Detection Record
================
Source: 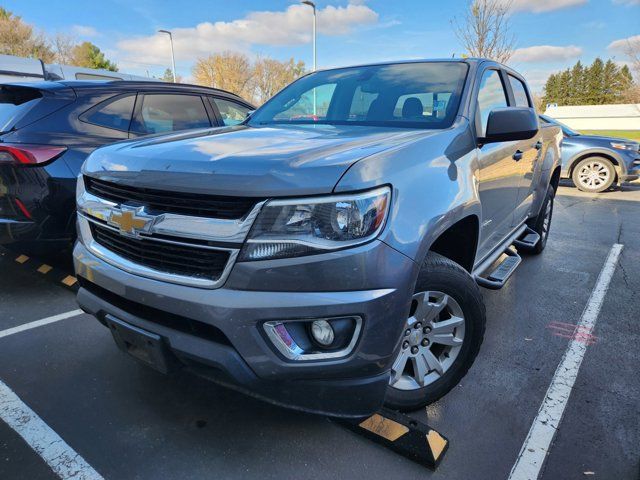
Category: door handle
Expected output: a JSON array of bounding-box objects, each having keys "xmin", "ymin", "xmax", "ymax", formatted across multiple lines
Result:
[
  {"xmin": 534, "ymin": 141, "xmax": 543, "ymax": 150},
  {"xmin": 513, "ymin": 150, "xmax": 523, "ymax": 161}
]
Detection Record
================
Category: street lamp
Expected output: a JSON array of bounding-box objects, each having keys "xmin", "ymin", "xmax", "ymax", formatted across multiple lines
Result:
[
  {"xmin": 158, "ymin": 29, "xmax": 176, "ymax": 83},
  {"xmin": 301, "ymin": 1, "xmax": 317, "ymax": 116},
  {"xmin": 301, "ymin": 1, "xmax": 316, "ymax": 72}
]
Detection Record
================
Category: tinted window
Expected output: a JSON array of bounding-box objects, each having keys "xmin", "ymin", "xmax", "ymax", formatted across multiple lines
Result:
[
  {"xmin": 508, "ymin": 75, "xmax": 530, "ymax": 107},
  {"xmin": 477, "ymin": 70, "xmax": 508, "ymax": 136},
  {"xmin": 249, "ymin": 62, "xmax": 468, "ymax": 129},
  {"xmin": 214, "ymin": 98, "xmax": 251, "ymax": 126},
  {"xmin": 0, "ymin": 86, "xmax": 42, "ymax": 132},
  {"xmin": 133, "ymin": 94, "xmax": 210, "ymax": 134},
  {"xmin": 82, "ymin": 95, "xmax": 135, "ymax": 131}
]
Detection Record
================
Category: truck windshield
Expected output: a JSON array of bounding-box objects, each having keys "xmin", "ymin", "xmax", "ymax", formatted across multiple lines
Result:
[{"xmin": 249, "ymin": 62, "xmax": 468, "ymax": 129}]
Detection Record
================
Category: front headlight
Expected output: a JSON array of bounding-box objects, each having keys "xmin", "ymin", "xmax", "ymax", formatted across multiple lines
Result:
[
  {"xmin": 610, "ymin": 141, "xmax": 639, "ymax": 151},
  {"xmin": 239, "ymin": 186, "xmax": 391, "ymax": 261}
]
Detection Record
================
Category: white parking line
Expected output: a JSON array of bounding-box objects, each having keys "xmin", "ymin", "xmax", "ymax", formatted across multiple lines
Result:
[
  {"xmin": 0, "ymin": 379, "xmax": 104, "ymax": 479},
  {"xmin": 508, "ymin": 243, "xmax": 624, "ymax": 480},
  {"xmin": 0, "ymin": 310, "xmax": 84, "ymax": 340}
]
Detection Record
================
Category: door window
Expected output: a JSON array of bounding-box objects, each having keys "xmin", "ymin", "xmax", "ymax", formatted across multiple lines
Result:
[
  {"xmin": 81, "ymin": 94, "xmax": 136, "ymax": 131},
  {"xmin": 508, "ymin": 75, "xmax": 531, "ymax": 107},
  {"xmin": 214, "ymin": 98, "xmax": 251, "ymax": 126},
  {"xmin": 477, "ymin": 70, "xmax": 508, "ymax": 136},
  {"xmin": 132, "ymin": 94, "xmax": 211, "ymax": 134}
]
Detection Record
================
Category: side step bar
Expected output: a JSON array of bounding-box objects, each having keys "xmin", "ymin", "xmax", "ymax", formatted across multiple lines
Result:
[
  {"xmin": 513, "ymin": 226, "xmax": 541, "ymax": 251},
  {"xmin": 475, "ymin": 247, "xmax": 522, "ymax": 290},
  {"xmin": 473, "ymin": 223, "xmax": 530, "ymax": 290}
]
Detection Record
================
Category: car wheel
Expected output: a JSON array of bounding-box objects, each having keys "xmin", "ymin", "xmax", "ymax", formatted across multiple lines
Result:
[
  {"xmin": 522, "ymin": 187, "xmax": 554, "ymax": 255},
  {"xmin": 385, "ymin": 252, "xmax": 486, "ymax": 411},
  {"xmin": 572, "ymin": 157, "xmax": 615, "ymax": 193}
]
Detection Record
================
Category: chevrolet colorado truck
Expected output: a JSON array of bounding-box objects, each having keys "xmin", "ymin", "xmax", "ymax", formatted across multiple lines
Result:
[{"xmin": 74, "ymin": 59, "xmax": 562, "ymax": 417}]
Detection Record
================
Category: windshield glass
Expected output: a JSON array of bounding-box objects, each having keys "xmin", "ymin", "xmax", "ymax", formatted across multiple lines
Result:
[
  {"xmin": 540, "ymin": 114, "xmax": 579, "ymax": 136},
  {"xmin": 249, "ymin": 62, "xmax": 469, "ymax": 129}
]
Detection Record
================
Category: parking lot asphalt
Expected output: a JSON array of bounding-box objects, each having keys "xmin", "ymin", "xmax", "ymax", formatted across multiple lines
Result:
[{"xmin": 0, "ymin": 184, "xmax": 638, "ymax": 480}]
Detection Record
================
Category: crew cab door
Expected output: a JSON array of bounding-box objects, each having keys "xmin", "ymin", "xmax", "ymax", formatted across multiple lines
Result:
[
  {"xmin": 474, "ymin": 68, "xmax": 522, "ymax": 261},
  {"xmin": 505, "ymin": 74, "xmax": 541, "ymax": 227}
]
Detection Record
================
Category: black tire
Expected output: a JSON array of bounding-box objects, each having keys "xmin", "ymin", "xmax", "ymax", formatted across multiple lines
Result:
[
  {"xmin": 385, "ymin": 252, "xmax": 486, "ymax": 411},
  {"xmin": 522, "ymin": 187, "xmax": 554, "ymax": 255},
  {"xmin": 571, "ymin": 157, "xmax": 615, "ymax": 193}
]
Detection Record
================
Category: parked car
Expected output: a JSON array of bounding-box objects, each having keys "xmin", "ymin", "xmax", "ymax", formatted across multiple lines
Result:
[
  {"xmin": 0, "ymin": 53, "xmax": 157, "ymax": 83},
  {"xmin": 74, "ymin": 59, "xmax": 561, "ymax": 417},
  {"xmin": 0, "ymin": 80, "xmax": 254, "ymax": 255},
  {"xmin": 540, "ymin": 114, "xmax": 640, "ymax": 193}
]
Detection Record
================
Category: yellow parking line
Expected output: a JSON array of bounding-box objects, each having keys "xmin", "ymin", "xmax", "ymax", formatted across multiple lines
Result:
[
  {"xmin": 15, "ymin": 254, "xmax": 29, "ymax": 264},
  {"xmin": 61, "ymin": 275, "xmax": 78, "ymax": 287},
  {"xmin": 37, "ymin": 264, "xmax": 53, "ymax": 274}
]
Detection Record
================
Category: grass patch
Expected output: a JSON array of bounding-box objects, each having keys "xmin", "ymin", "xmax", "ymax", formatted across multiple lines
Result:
[{"xmin": 579, "ymin": 130, "xmax": 640, "ymax": 141}]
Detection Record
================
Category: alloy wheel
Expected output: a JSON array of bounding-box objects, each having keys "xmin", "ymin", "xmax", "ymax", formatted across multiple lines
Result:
[{"xmin": 389, "ymin": 291, "xmax": 465, "ymax": 391}]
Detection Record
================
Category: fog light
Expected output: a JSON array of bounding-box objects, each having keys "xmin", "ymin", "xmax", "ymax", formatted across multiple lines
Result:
[{"xmin": 311, "ymin": 319, "xmax": 335, "ymax": 346}]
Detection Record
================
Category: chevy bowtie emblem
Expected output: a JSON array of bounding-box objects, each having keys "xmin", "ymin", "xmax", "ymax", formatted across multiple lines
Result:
[{"xmin": 108, "ymin": 206, "xmax": 153, "ymax": 237}]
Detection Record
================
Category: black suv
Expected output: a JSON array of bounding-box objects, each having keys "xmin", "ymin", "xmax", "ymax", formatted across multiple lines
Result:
[{"xmin": 0, "ymin": 80, "xmax": 254, "ymax": 255}]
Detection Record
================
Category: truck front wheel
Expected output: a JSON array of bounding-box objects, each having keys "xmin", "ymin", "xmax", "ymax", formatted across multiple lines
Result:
[{"xmin": 385, "ymin": 252, "xmax": 486, "ymax": 411}]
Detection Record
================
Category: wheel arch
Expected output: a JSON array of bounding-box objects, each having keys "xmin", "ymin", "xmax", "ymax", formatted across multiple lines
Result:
[
  {"xmin": 426, "ymin": 214, "xmax": 479, "ymax": 273},
  {"xmin": 568, "ymin": 151, "xmax": 621, "ymax": 181}
]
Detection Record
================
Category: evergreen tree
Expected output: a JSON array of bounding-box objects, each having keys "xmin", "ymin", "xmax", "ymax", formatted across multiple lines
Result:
[
  {"xmin": 568, "ymin": 61, "xmax": 584, "ymax": 105},
  {"xmin": 71, "ymin": 42, "xmax": 118, "ymax": 72},
  {"xmin": 585, "ymin": 58, "xmax": 604, "ymax": 104},
  {"xmin": 542, "ymin": 58, "xmax": 637, "ymax": 106}
]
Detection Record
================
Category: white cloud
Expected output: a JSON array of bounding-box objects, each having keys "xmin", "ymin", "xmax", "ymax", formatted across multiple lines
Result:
[
  {"xmin": 511, "ymin": 45, "xmax": 583, "ymax": 63},
  {"xmin": 71, "ymin": 25, "xmax": 99, "ymax": 37},
  {"xmin": 116, "ymin": 3, "xmax": 378, "ymax": 66},
  {"xmin": 608, "ymin": 34, "xmax": 640, "ymax": 52},
  {"xmin": 506, "ymin": 0, "xmax": 587, "ymax": 13}
]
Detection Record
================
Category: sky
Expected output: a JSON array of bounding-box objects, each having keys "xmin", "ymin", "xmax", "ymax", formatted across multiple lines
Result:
[{"xmin": 5, "ymin": 0, "xmax": 639, "ymax": 92}]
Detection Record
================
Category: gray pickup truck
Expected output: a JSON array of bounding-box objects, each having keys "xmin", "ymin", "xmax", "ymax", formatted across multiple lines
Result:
[{"xmin": 74, "ymin": 59, "xmax": 562, "ymax": 417}]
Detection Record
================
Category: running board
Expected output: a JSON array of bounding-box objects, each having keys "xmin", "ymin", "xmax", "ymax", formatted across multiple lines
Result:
[
  {"xmin": 513, "ymin": 226, "xmax": 541, "ymax": 251},
  {"xmin": 475, "ymin": 247, "xmax": 522, "ymax": 290}
]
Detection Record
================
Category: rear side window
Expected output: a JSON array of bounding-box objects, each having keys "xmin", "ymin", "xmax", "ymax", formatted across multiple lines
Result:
[
  {"xmin": 214, "ymin": 98, "xmax": 251, "ymax": 126},
  {"xmin": 81, "ymin": 94, "xmax": 136, "ymax": 131},
  {"xmin": 477, "ymin": 70, "xmax": 508, "ymax": 136},
  {"xmin": 508, "ymin": 75, "xmax": 530, "ymax": 107},
  {"xmin": 0, "ymin": 86, "xmax": 43, "ymax": 132},
  {"xmin": 132, "ymin": 94, "xmax": 211, "ymax": 134}
]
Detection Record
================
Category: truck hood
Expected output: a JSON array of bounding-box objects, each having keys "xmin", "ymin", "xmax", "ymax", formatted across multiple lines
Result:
[{"xmin": 83, "ymin": 124, "xmax": 432, "ymax": 197}]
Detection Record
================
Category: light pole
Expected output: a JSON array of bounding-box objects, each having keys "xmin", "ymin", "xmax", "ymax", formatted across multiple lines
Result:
[
  {"xmin": 301, "ymin": 1, "xmax": 317, "ymax": 115},
  {"xmin": 158, "ymin": 29, "xmax": 176, "ymax": 83}
]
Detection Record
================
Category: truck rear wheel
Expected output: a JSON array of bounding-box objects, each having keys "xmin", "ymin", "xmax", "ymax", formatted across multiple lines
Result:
[{"xmin": 385, "ymin": 252, "xmax": 486, "ymax": 411}]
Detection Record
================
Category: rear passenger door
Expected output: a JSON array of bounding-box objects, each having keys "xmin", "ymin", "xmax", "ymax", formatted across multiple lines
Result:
[
  {"xmin": 505, "ymin": 74, "xmax": 541, "ymax": 227},
  {"xmin": 209, "ymin": 97, "xmax": 252, "ymax": 126},
  {"xmin": 474, "ymin": 68, "xmax": 523, "ymax": 261},
  {"xmin": 130, "ymin": 93, "xmax": 213, "ymax": 136}
]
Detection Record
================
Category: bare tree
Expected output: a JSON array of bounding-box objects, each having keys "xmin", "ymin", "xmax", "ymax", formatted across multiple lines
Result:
[
  {"xmin": 251, "ymin": 56, "xmax": 306, "ymax": 105},
  {"xmin": 192, "ymin": 52, "xmax": 253, "ymax": 99},
  {"xmin": 452, "ymin": 0, "xmax": 515, "ymax": 64},
  {"xmin": 0, "ymin": 7, "xmax": 55, "ymax": 62},
  {"xmin": 624, "ymin": 37, "xmax": 640, "ymax": 79},
  {"xmin": 52, "ymin": 33, "xmax": 76, "ymax": 65}
]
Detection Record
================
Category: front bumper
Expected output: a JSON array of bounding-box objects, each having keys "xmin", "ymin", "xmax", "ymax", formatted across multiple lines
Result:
[{"xmin": 74, "ymin": 239, "xmax": 418, "ymax": 417}]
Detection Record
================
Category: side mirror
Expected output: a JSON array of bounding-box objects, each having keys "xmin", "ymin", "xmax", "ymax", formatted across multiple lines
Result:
[{"xmin": 481, "ymin": 107, "xmax": 538, "ymax": 143}]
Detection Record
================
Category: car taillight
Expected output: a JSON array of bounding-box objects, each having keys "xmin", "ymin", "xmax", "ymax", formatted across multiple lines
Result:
[{"xmin": 0, "ymin": 144, "xmax": 67, "ymax": 166}]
